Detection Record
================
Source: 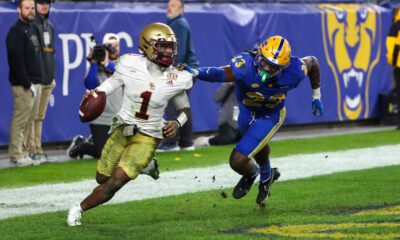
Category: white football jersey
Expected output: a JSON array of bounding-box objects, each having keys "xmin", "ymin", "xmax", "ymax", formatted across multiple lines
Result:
[{"xmin": 97, "ymin": 54, "xmax": 193, "ymax": 139}]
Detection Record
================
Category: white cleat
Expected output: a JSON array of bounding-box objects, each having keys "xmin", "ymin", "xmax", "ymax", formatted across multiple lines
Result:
[
  {"xmin": 140, "ymin": 158, "xmax": 160, "ymax": 180},
  {"xmin": 67, "ymin": 203, "xmax": 83, "ymax": 227}
]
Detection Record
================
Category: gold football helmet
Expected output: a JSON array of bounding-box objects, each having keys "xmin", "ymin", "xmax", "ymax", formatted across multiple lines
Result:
[
  {"xmin": 139, "ymin": 22, "xmax": 177, "ymax": 67},
  {"xmin": 255, "ymin": 36, "xmax": 291, "ymax": 82}
]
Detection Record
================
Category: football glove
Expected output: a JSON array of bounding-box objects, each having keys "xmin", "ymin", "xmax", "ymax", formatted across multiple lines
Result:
[
  {"xmin": 312, "ymin": 99, "xmax": 324, "ymax": 117},
  {"xmin": 177, "ymin": 64, "xmax": 199, "ymax": 77}
]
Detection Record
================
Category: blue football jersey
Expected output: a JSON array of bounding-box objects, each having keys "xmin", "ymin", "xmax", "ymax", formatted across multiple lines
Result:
[{"xmin": 230, "ymin": 52, "xmax": 307, "ymax": 116}]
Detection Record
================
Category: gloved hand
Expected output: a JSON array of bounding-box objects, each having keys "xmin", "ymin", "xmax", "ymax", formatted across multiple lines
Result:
[
  {"xmin": 312, "ymin": 99, "xmax": 324, "ymax": 117},
  {"xmin": 177, "ymin": 64, "xmax": 199, "ymax": 77}
]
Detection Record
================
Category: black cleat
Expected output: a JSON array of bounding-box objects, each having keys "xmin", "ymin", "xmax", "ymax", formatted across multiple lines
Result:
[
  {"xmin": 256, "ymin": 168, "xmax": 280, "ymax": 204},
  {"xmin": 67, "ymin": 135, "xmax": 85, "ymax": 159},
  {"xmin": 232, "ymin": 172, "xmax": 259, "ymax": 199}
]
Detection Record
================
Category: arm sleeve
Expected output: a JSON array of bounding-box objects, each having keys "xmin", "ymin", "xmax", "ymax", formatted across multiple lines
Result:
[
  {"xmin": 197, "ymin": 67, "xmax": 227, "ymax": 82},
  {"xmin": 84, "ymin": 63, "xmax": 99, "ymax": 90},
  {"xmin": 96, "ymin": 72, "xmax": 124, "ymax": 95},
  {"xmin": 105, "ymin": 61, "xmax": 116, "ymax": 73},
  {"xmin": 6, "ymin": 28, "xmax": 31, "ymax": 89}
]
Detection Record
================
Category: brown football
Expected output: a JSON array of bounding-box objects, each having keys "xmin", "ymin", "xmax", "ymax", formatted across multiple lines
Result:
[{"xmin": 79, "ymin": 91, "xmax": 106, "ymax": 122}]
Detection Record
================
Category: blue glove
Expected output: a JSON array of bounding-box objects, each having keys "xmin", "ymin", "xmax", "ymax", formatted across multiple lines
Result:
[
  {"xmin": 177, "ymin": 64, "xmax": 199, "ymax": 77},
  {"xmin": 312, "ymin": 99, "xmax": 324, "ymax": 117}
]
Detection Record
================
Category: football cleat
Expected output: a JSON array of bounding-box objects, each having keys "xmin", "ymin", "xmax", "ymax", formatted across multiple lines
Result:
[
  {"xmin": 232, "ymin": 172, "xmax": 259, "ymax": 199},
  {"xmin": 256, "ymin": 168, "xmax": 280, "ymax": 204},
  {"xmin": 140, "ymin": 158, "xmax": 160, "ymax": 180},
  {"xmin": 67, "ymin": 203, "xmax": 83, "ymax": 227}
]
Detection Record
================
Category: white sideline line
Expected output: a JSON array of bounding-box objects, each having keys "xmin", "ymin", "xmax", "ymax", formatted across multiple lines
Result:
[{"xmin": 0, "ymin": 144, "xmax": 400, "ymax": 220}]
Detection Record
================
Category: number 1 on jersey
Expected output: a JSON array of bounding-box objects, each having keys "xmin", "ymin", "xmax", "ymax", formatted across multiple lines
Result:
[{"xmin": 135, "ymin": 91, "xmax": 152, "ymax": 120}]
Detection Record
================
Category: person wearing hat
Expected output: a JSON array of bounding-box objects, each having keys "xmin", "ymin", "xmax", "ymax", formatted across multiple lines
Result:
[
  {"xmin": 67, "ymin": 33, "xmax": 123, "ymax": 160},
  {"xmin": 6, "ymin": 0, "xmax": 43, "ymax": 167},
  {"xmin": 27, "ymin": 0, "xmax": 56, "ymax": 163}
]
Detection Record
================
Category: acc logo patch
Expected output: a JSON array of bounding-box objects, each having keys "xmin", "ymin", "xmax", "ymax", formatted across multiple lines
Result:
[{"xmin": 319, "ymin": 4, "xmax": 381, "ymax": 120}]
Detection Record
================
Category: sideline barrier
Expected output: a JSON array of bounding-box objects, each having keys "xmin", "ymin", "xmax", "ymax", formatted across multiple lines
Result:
[{"xmin": 0, "ymin": 3, "xmax": 392, "ymax": 145}]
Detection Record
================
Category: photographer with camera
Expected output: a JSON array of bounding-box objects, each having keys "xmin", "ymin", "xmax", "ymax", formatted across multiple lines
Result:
[{"xmin": 67, "ymin": 33, "xmax": 122, "ymax": 159}]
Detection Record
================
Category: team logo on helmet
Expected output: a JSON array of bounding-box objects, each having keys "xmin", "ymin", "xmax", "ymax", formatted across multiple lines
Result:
[{"xmin": 319, "ymin": 4, "xmax": 380, "ymax": 120}]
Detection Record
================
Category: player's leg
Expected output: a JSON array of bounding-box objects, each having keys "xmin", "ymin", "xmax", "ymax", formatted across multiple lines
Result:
[
  {"xmin": 250, "ymin": 109, "xmax": 285, "ymax": 204},
  {"xmin": 67, "ymin": 167, "xmax": 131, "ymax": 227},
  {"xmin": 83, "ymin": 167, "xmax": 131, "ymax": 211},
  {"xmin": 230, "ymin": 150, "xmax": 259, "ymax": 199},
  {"xmin": 230, "ymin": 110, "xmax": 259, "ymax": 199},
  {"xmin": 232, "ymin": 108, "xmax": 285, "ymax": 201},
  {"xmin": 67, "ymin": 127, "xmax": 126, "ymax": 226},
  {"xmin": 119, "ymin": 131, "xmax": 160, "ymax": 181},
  {"xmin": 254, "ymin": 144, "xmax": 281, "ymax": 204},
  {"xmin": 95, "ymin": 126, "xmax": 126, "ymax": 184}
]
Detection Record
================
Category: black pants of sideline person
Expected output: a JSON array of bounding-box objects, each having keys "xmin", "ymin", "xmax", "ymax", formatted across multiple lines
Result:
[{"xmin": 79, "ymin": 124, "xmax": 110, "ymax": 159}]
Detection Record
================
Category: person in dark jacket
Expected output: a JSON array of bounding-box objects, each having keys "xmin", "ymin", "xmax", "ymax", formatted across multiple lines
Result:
[
  {"xmin": 6, "ymin": 0, "xmax": 43, "ymax": 166},
  {"xmin": 28, "ymin": 0, "xmax": 56, "ymax": 162},
  {"xmin": 386, "ymin": 7, "xmax": 400, "ymax": 129},
  {"xmin": 157, "ymin": 0, "xmax": 199, "ymax": 152}
]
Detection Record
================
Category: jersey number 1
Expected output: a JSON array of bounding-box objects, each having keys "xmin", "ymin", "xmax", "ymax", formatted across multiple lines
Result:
[{"xmin": 135, "ymin": 91, "xmax": 152, "ymax": 120}]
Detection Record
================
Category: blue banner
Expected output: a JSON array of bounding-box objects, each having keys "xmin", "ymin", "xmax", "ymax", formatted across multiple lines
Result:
[{"xmin": 0, "ymin": 3, "xmax": 392, "ymax": 145}]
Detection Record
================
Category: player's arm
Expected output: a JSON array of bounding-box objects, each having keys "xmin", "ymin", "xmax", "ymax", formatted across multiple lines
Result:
[
  {"xmin": 302, "ymin": 56, "xmax": 323, "ymax": 117},
  {"xmin": 95, "ymin": 72, "xmax": 123, "ymax": 95},
  {"xmin": 163, "ymin": 91, "xmax": 191, "ymax": 137},
  {"xmin": 181, "ymin": 65, "xmax": 236, "ymax": 83},
  {"xmin": 302, "ymin": 56, "xmax": 320, "ymax": 90}
]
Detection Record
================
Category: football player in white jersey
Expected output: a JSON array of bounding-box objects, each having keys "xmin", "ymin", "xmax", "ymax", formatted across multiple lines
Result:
[{"xmin": 67, "ymin": 22, "xmax": 193, "ymax": 227}]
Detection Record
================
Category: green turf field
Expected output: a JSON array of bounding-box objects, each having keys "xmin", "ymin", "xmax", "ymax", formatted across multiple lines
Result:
[{"xmin": 0, "ymin": 130, "xmax": 399, "ymax": 239}]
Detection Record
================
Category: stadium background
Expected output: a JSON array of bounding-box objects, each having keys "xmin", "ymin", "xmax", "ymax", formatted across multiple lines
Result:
[{"xmin": 0, "ymin": 0, "xmax": 394, "ymax": 146}]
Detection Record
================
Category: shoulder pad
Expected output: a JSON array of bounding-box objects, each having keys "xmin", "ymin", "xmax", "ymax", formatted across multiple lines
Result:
[
  {"xmin": 287, "ymin": 56, "xmax": 307, "ymax": 79},
  {"xmin": 115, "ymin": 54, "xmax": 146, "ymax": 76},
  {"xmin": 229, "ymin": 52, "xmax": 253, "ymax": 80},
  {"xmin": 169, "ymin": 67, "xmax": 193, "ymax": 90}
]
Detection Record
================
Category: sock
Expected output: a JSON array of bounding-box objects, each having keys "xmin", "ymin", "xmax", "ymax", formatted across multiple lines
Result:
[
  {"xmin": 260, "ymin": 162, "xmax": 271, "ymax": 183},
  {"xmin": 75, "ymin": 203, "xmax": 83, "ymax": 212},
  {"xmin": 249, "ymin": 164, "xmax": 259, "ymax": 178}
]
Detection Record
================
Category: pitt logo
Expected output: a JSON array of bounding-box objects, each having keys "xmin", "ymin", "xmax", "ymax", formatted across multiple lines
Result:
[{"xmin": 319, "ymin": 4, "xmax": 381, "ymax": 120}]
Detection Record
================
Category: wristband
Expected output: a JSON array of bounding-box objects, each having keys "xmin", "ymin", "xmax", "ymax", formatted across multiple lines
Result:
[
  {"xmin": 175, "ymin": 111, "xmax": 188, "ymax": 127},
  {"xmin": 174, "ymin": 120, "xmax": 181, "ymax": 128},
  {"xmin": 312, "ymin": 87, "xmax": 321, "ymax": 100}
]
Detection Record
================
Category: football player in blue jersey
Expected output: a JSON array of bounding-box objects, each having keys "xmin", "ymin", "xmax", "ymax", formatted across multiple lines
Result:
[{"xmin": 182, "ymin": 35, "xmax": 324, "ymax": 204}]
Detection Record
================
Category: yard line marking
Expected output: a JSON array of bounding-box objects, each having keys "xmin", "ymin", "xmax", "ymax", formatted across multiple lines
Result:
[{"xmin": 0, "ymin": 144, "xmax": 399, "ymax": 220}]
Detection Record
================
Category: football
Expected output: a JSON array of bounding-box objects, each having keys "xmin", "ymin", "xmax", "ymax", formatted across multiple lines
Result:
[{"xmin": 79, "ymin": 91, "xmax": 106, "ymax": 122}]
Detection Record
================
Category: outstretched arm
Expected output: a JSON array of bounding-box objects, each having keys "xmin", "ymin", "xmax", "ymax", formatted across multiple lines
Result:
[
  {"xmin": 181, "ymin": 65, "xmax": 236, "ymax": 83},
  {"xmin": 302, "ymin": 56, "xmax": 323, "ymax": 117}
]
